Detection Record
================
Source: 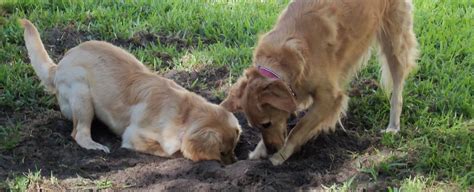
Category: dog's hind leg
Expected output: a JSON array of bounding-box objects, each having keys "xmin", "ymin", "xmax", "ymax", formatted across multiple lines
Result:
[
  {"xmin": 378, "ymin": 0, "xmax": 418, "ymax": 133},
  {"xmin": 68, "ymin": 84, "xmax": 110, "ymax": 153}
]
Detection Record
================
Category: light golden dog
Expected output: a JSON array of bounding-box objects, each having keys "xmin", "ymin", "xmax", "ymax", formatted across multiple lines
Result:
[
  {"xmin": 221, "ymin": 0, "xmax": 418, "ymax": 165},
  {"xmin": 21, "ymin": 19, "xmax": 241, "ymax": 164}
]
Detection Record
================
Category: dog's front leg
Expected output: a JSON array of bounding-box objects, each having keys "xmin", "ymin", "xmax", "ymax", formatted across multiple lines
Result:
[
  {"xmin": 269, "ymin": 89, "xmax": 347, "ymax": 165},
  {"xmin": 249, "ymin": 119, "xmax": 288, "ymax": 159},
  {"xmin": 248, "ymin": 139, "xmax": 267, "ymax": 159}
]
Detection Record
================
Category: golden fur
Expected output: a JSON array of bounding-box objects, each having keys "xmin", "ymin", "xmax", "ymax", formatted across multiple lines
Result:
[
  {"xmin": 221, "ymin": 0, "xmax": 418, "ymax": 165},
  {"xmin": 21, "ymin": 19, "xmax": 241, "ymax": 164}
]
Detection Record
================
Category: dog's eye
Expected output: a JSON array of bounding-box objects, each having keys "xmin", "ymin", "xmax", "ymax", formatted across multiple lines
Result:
[{"xmin": 261, "ymin": 122, "xmax": 272, "ymax": 129}]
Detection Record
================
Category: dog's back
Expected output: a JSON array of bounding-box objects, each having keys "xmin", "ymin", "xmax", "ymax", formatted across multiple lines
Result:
[{"xmin": 259, "ymin": 0, "xmax": 416, "ymax": 88}]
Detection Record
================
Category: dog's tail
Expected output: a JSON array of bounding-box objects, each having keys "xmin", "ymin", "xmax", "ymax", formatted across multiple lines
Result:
[{"xmin": 20, "ymin": 19, "xmax": 57, "ymax": 93}]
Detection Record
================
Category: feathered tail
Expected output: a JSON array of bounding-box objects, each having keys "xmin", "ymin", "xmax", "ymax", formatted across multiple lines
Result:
[{"xmin": 20, "ymin": 19, "xmax": 57, "ymax": 93}]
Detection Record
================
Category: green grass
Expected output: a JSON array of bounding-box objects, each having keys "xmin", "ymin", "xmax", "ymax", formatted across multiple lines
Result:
[
  {"xmin": 0, "ymin": 64, "xmax": 55, "ymax": 110},
  {"xmin": 0, "ymin": 122, "xmax": 22, "ymax": 150},
  {"xmin": 2, "ymin": 171, "xmax": 42, "ymax": 192},
  {"xmin": 0, "ymin": 0, "xmax": 472, "ymax": 190},
  {"xmin": 94, "ymin": 179, "xmax": 113, "ymax": 190}
]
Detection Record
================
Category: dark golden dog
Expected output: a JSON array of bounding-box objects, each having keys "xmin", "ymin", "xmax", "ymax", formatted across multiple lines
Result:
[{"xmin": 221, "ymin": 0, "xmax": 418, "ymax": 165}]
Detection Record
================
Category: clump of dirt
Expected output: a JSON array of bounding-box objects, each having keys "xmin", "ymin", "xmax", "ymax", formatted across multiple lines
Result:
[
  {"xmin": 151, "ymin": 51, "xmax": 174, "ymax": 69},
  {"xmin": 349, "ymin": 78, "xmax": 380, "ymax": 97},
  {"xmin": 0, "ymin": 67, "xmax": 375, "ymax": 191}
]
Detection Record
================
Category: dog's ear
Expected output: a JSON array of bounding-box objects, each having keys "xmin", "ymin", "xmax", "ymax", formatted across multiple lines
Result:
[
  {"xmin": 220, "ymin": 75, "xmax": 248, "ymax": 112},
  {"xmin": 181, "ymin": 128, "xmax": 221, "ymax": 162},
  {"xmin": 260, "ymin": 80, "xmax": 297, "ymax": 113}
]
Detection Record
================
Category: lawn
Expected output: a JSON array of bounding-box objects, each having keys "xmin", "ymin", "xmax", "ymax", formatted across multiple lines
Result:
[{"xmin": 0, "ymin": 0, "xmax": 472, "ymax": 191}]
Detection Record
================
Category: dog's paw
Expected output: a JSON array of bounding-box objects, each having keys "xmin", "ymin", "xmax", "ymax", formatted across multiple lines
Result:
[
  {"xmin": 98, "ymin": 145, "xmax": 111, "ymax": 153},
  {"xmin": 248, "ymin": 140, "xmax": 268, "ymax": 160},
  {"xmin": 269, "ymin": 152, "xmax": 286, "ymax": 166},
  {"xmin": 85, "ymin": 142, "xmax": 110, "ymax": 153},
  {"xmin": 248, "ymin": 148, "xmax": 267, "ymax": 160},
  {"xmin": 76, "ymin": 137, "xmax": 110, "ymax": 153},
  {"xmin": 381, "ymin": 126, "xmax": 400, "ymax": 134}
]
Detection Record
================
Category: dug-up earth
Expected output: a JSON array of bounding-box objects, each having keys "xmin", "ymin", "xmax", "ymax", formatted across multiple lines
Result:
[{"xmin": 0, "ymin": 25, "xmax": 389, "ymax": 191}]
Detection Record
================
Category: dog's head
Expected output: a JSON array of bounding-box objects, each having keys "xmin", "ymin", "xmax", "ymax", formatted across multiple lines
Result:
[
  {"xmin": 181, "ymin": 108, "xmax": 241, "ymax": 164},
  {"xmin": 220, "ymin": 69, "xmax": 296, "ymax": 152},
  {"xmin": 220, "ymin": 36, "xmax": 306, "ymax": 152}
]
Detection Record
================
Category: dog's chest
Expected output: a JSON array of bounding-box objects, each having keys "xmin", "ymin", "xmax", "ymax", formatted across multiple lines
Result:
[
  {"xmin": 297, "ymin": 96, "xmax": 313, "ymax": 111},
  {"xmin": 158, "ymin": 127, "xmax": 183, "ymax": 155},
  {"xmin": 132, "ymin": 103, "xmax": 183, "ymax": 155}
]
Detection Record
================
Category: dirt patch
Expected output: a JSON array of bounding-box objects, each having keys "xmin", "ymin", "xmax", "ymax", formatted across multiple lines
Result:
[
  {"xmin": 348, "ymin": 78, "xmax": 380, "ymax": 97},
  {"xmin": 0, "ymin": 67, "xmax": 378, "ymax": 191},
  {"xmin": 0, "ymin": 111, "xmax": 372, "ymax": 191},
  {"xmin": 163, "ymin": 66, "xmax": 230, "ymax": 103},
  {"xmin": 42, "ymin": 24, "xmax": 94, "ymax": 61},
  {"xmin": 151, "ymin": 51, "xmax": 174, "ymax": 69}
]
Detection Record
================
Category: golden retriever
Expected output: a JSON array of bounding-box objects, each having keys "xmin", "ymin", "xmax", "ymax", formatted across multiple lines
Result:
[
  {"xmin": 20, "ymin": 19, "xmax": 241, "ymax": 164},
  {"xmin": 221, "ymin": 0, "xmax": 418, "ymax": 165}
]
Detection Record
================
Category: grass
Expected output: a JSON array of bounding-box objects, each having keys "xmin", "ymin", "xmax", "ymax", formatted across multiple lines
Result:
[
  {"xmin": 1, "ymin": 170, "xmax": 118, "ymax": 191},
  {"xmin": 0, "ymin": 0, "xmax": 472, "ymax": 190},
  {"xmin": 0, "ymin": 122, "xmax": 22, "ymax": 150},
  {"xmin": 2, "ymin": 171, "xmax": 42, "ymax": 192},
  {"xmin": 0, "ymin": 63, "xmax": 55, "ymax": 110}
]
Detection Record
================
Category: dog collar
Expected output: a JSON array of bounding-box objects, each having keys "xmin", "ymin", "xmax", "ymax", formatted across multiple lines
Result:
[{"xmin": 257, "ymin": 65, "xmax": 296, "ymax": 98}]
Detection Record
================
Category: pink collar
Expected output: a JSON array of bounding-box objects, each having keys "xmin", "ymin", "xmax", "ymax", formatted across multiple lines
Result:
[
  {"xmin": 257, "ymin": 65, "xmax": 281, "ymax": 79},
  {"xmin": 257, "ymin": 66, "xmax": 296, "ymax": 97}
]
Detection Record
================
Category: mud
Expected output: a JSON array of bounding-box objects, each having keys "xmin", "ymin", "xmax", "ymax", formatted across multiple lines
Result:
[{"xmin": 163, "ymin": 66, "xmax": 229, "ymax": 104}]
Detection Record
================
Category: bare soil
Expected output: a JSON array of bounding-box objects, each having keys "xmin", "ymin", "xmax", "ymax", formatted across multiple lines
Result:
[
  {"xmin": 0, "ymin": 26, "xmax": 382, "ymax": 191},
  {"xmin": 0, "ymin": 107, "xmax": 373, "ymax": 191},
  {"xmin": 0, "ymin": 70, "xmax": 377, "ymax": 191}
]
